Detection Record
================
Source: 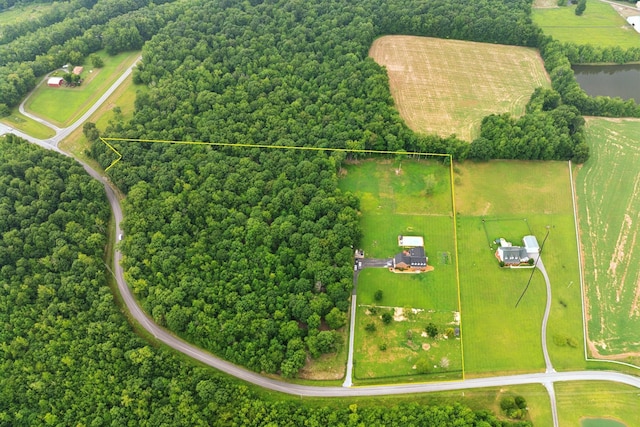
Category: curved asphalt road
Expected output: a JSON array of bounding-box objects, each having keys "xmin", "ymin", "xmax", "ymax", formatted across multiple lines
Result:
[{"xmin": 5, "ymin": 57, "xmax": 640, "ymax": 422}]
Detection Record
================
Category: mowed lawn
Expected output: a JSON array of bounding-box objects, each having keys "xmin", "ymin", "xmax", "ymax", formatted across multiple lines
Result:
[
  {"xmin": 25, "ymin": 50, "xmax": 140, "ymax": 127},
  {"xmin": 339, "ymin": 158, "xmax": 461, "ymax": 382},
  {"xmin": 369, "ymin": 36, "xmax": 550, "ymax": 141},
  {"xmin": 556, "ymin": 381, "xmax": 640, "ymax": 426},
  {"xmin": 454, "ymin": 160, "xmax": 584, "ymax": 375},
  {"xmin": 576, "ymin": 118, "xmax": 640, "ymax": 360},
  {"xmin": 532, "ymin": 0, "xmax": 640, "ymax": 48},
  {"xmin": 0, "ymin": 2, "xmax": 55, "ymax": 24}
]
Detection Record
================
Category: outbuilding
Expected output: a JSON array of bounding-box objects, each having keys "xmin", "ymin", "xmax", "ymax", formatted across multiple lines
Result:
[
  {"xmin": 47, "ymin": 77, "xmax": 64, "ymax": 87},
  {"xmin": 72, "ymin": 66, "xmax": 84, "ymax": 75},
  {"xmin": 523, "ymin": 235, "xmax": 540, "ymax": 255}
]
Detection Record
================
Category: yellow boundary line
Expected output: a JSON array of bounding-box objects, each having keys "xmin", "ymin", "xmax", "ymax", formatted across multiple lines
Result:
[
  {"xmin": 99, "ymin": 137, "xmax": 451, "ymax": 171},
  {"xmin": 99, "ymin": 136, "xmax": 465, "ymax": 379}
]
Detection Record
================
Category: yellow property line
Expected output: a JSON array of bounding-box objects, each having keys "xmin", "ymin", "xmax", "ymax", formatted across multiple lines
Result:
[
  {"xmin": 99, "ymin": 137, "xmax": 451, "ymax": 171},
  {"xmin": 100, "ymin": 136, "xmax": 465, "ymax": 375}
]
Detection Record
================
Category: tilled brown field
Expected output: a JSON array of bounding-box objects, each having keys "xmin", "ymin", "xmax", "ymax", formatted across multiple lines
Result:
[{"xmin": 369, "ymin": 36, "xmax": 550, "ymax": 141}]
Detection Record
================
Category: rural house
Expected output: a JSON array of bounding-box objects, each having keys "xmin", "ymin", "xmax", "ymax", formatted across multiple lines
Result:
[
  {"xmin": 47, "ymin": 77, "xmax": 64, "ymax": 87},
  {"xmin": 393, "ymin": 235, "xmax": 428, "ymax": 271},
  {"xmin": 496, "ymin": 246, "xmax": 530, "ymax": 266},
  {"xmin": 393, "ymin": 246, "xmax": 428, "ymax": 271}
]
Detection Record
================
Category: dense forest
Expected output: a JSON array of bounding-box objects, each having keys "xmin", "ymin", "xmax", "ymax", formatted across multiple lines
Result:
[{"xmin": 0, "ymin": 134, "xmax": 529, "ymax": 426}]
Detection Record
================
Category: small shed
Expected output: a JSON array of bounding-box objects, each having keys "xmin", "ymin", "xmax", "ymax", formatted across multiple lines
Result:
[
  {"xmin": 523, "ymin": 235, "xmax": 540, "ymax": 255},
  {"xmin": 72, "ymin": 66, "xmax": 84, "ymax": 75},
  {"xmin": 398, "ymin": 235, "xmax": 424, "ymax": 248},
  {"xmin": 47, "ymin": 77, "xmax": 64, "ymax": 87},
  {"xmin": 628, "ymin": 16, "xmax": 640, "ymax": 34}
]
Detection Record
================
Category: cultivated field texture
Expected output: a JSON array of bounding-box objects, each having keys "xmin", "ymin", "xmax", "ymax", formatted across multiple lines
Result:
[
  {"xmin": 532, "ymin": 0, "xmax": 640, "ymax": 49},
  {"xmin": 339, "ymin": 158, "xmax": 461, "ymax": 381},
  {"xmin": 576, "ymin": 118, "xmax": 640, "ymax": 360},
  {"xmin": 369, "ymin": 36, "xmax": 549, "ymax": 141},
  {"xmin": 556, "ymin": 381, "xmax": 640, "ymax": 426},
  {"xmin": 455, "ymin": 161, "xmax": 584, "ymax": 374}
]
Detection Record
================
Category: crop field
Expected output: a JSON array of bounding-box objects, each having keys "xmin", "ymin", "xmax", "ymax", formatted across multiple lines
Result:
[
  {"xmin": 0, "ymin": 3, "xmax": 54, "ymax": 25},
  {"xmin": 339, "ymin": 158, "xmax": 461, "ymax": 381},
  {"xmin": 25, "ymin": 50, "xmax": 139, "ymax": 127},
  {"xmin": 556, "ymin": 381, "xmax": 640, "ymax": 426},
  {"xmin": 532, "ymin": 0, "xmax": 640, "ymax": 49},
  {"xmin": 369, "ymin": 36, "xmax": 550, "ymax": 141},
  {"xmin": 454, "ymin": 161, "xmax": 584, "ymax": 374},
  {"xmin": 576, "ymin": 118, "xmax": 640, "ymax": 361}
]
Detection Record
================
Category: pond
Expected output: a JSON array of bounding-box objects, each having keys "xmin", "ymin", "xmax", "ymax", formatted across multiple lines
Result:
[
  {"xmin": 572, "ymin": 64, "xmax": 640, "ymax": 103},
  {"xmin": 581, "ymin": 418, "xmax": 627, "ymax": 427}
]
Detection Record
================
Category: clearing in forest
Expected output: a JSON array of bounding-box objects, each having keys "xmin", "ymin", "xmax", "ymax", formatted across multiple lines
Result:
[
  {"xmin": 576, "ymin": 118, "xmax": 640, "ymax": 362},
  {"xmin": 454, "ymin": 161, "xmax": 584, "ymax": 375},
  {"xmin": 369, "ymin": 36, "xmax": 549, "ymax": 141},
  {"xmin": 339, "ymin": 158, "xmax": 461, "ymax": 382},
  {"xmin": 532, "ymin": 0, "xmax": 640, "ymax": 48},
  {"xmin": 24, "ymin": 50, "xmax": 139, "ymax": 127}
]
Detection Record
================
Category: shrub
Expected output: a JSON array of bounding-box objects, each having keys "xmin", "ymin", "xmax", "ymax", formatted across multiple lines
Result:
[
  {"xmin": 381, "ymin": 312, "xmax": 392, "ymax": 324},
  {"xmin": 374, "ymin": 290, "xmax": 383, "ymax": 302},
  {"xmin": 365, "ymin": 323, "xmax": 376, "ymax": 332},
  {"xmin": 426, "ymin": 323, "xmax": 438, "ymax": 338}
]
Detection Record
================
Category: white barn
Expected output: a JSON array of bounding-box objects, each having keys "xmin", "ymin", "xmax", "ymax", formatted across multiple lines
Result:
[{"xmin": 523, "ymin": 235, "xmax": 540, "ymax": 255}]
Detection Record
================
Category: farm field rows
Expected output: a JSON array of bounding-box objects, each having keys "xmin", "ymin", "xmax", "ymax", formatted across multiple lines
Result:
[
  {"xmin": 532, "ymin": 0, "xmax": 640, "ymax": 48},
  {"xmin": 369, "ymin": 36, "xmax": 550, "ymax": 141},
  {"xmin": 576, "ymin": 118, "xmax": 640, "ymax": 362}
]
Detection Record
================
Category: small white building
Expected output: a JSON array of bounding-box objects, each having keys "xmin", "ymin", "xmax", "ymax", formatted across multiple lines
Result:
[
  {"xmin": 398, "ymin": 235, "xmax": 424, "ymax": 248},
  {"xmin": 523, "ymin": 235, "xmax": 540, "ymax": 255}
]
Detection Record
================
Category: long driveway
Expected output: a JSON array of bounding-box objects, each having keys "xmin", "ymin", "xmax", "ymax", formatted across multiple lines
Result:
[{"xmin": 4, "ymin": 57, "xmax": 640, "ymax": 421}]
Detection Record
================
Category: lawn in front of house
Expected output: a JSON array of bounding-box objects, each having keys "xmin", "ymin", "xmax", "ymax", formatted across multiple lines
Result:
[{"xmin": 25, "ymin": 50, "xmax": 140, "ymax": 127}]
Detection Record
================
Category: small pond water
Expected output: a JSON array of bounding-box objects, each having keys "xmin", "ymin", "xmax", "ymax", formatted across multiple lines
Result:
[
  {"xmin": 581, "ymin": 418, "xmax": 627, "ymax": 427},
  {"xmin": 572, "ymin": 64, "xmax": 640, "ymax": 103}
]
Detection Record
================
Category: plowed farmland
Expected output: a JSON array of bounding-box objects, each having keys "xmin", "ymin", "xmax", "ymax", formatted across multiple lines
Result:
[
  {"xmin": 577, "ymin": 118, "xmax": 640, "ymax": 360},
  {"xmin": 369, "ymin": 36, "xmax": 550, "ymax": 141}
]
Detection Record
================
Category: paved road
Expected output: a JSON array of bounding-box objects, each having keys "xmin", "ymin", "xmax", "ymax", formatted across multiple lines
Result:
[{"xmin": 7, "ymin": 56, "xmax": 640, "ymax": 417}]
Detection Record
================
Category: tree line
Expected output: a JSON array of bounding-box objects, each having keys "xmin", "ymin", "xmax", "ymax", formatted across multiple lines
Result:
[{"xmin": 0, "ymin": 134, "xmax": 530, "ymax": 426}]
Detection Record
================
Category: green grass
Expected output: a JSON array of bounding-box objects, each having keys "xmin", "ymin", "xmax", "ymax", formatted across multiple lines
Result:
[
  {"xmin": 0, "ymin": 110, "xmax": 55, "ymax": 139},
  {"xmin": 576, "ymin": 118, "xmax": 640, "ymax": 360},
  {"xmin": 25, "ymin": 50, "xmax": 140, "ymax": 127},
  {"xmin": 339, "ymin": 158, "xmax": 461, "ymax": 382},
  {"xmin": 454, "ymin": 160, "xmax": 584, "ymax": 375},
  {"xmin": 0, "ymin": 3, "xmax": 54, "ymax": 24},
  {"xmin": 556, "ymin": 381, "xmax": 640, "ymax": 427},
  {"xmin": 59, "ymin": 71, "xmax": 147, "ymax": 168},
  {"xmin": 532, "ymin": 0, "xmax": 640, "ymax": 49},
  {"xmin": 369, "ymin": 36, "xmax": 550, "ymax": 140}
]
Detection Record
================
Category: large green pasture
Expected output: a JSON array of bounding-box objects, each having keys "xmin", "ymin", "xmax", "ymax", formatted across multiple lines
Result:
[
  {"xmin": 532, "ymin": 0, "xmax": 640, "ymax": 49},
  {"xmin": 339, "ymin": 158, "xmax": 461, "ymax": 381},
  {"xmin": 576, "ymin": 118, "xmax": 640, "ymax": 360},
  {"xmin": 25, "ymin": 50, "xmax": 139, "ymax": 127},
  {"xmin": 454, "ymin": 161, "xmax": 584, "ymax": 375},
  {"xmin": 556, "ymin": 381, "xmax": 640, "ymax": 426},
  {"xmin": 340, "ymin": 158, "xmax": 453, "ymax": 258}
]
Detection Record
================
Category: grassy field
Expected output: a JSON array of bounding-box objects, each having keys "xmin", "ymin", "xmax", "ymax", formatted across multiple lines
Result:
[
  {"xmin": 0, "ymin": 110, "xmax": 55, "ymax": 139},
  {"xmin": 25, "ymin": 50, "xmax": 140, "ymax": 127},
  {"xmin": 556, "ymin": 381, "xmax": 640, "ymax": 426},
  {"xmin": 576, "ymin": 118, "xmax": 640, "ymax": 361},
  {"xmin": 369, "ymin": 36, "xmax": 550, "ymax": 141},
  {"xmin": 454, "ymin": 160, "xmax": 584, "ymax": 375},
  {"xmin": 0, "ymin": 2, "xmax": 54, "ymax": 24},
  {"xmin": 339, "ymin": 158, "xmax": 461, "ymax": 382},
  {"xmin": 59, "ymin": 71, "xmax": 145, "ymax": 166},
  {"xmin": 532, "ymin": 0, "xmax": 640, "ymax": 49}
]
